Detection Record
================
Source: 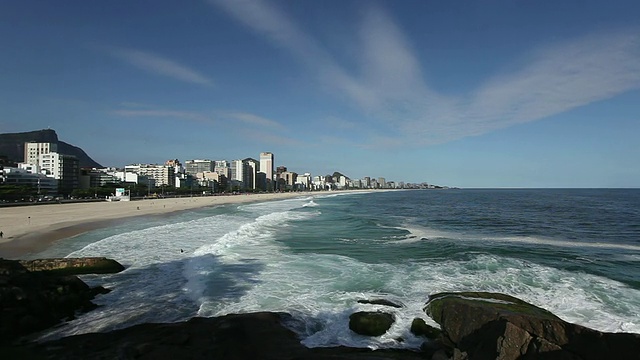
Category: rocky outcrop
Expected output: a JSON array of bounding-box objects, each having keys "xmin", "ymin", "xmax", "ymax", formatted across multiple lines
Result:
[
  {"xmin": 0, "ymin": 258, "xmax": 115, "ymax": 344},
  {"xmin": 349, "ymin": 311, "xmax": 395, "ymax": 336},
  {"xmin": 357, "ymin": 298, "xmax": 404, "ymax": 308},
  {"xmin": 18, "ymin": 257, "xmax": 125, "ymax": 275},
  {"xmin": 424, "ymin": 291, "xmax": 640, "ymax": 359},
  {"xmin": 3, "ymin": 312, "xmax": 426, "ymax": 360},
  {"xmin": 0, "ymin": 129, "xmax": 102, "ymax": 168}
]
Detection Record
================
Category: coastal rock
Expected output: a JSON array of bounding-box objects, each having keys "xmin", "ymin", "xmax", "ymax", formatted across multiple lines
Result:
[
  {"xmin": 424, "ymin": 291, "xmax": 640, "ymax": 360},
  {"xmin": 349, "ymin": 311, "xmax": 395, "ymax": 336},
  {"xmin": 4, "ymin": 312, "xmax": 426, "ymax": 359},
  {"xmin": 410, "ymin": 318, "xmax": 441, "ymax": 339},
  {"xmin": 357, "ymin": 298, "xmax": 404, "ymax": 308},
  {"xmin": 18, "ymin": 257, "xmax": 125, "ymax": 275},
  {"xmin": 0, "ymin": 258, "xmax": 108, "ymax": 344}
]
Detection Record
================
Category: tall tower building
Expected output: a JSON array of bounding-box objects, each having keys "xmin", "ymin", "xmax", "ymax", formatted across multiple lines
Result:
[
  {"xmin": 260, "ymin": 152, "xmax": 274, "ymax": 191},
  {"xmin": 24, "ymin": 142, "xmax": 58, "ymax": 166}
]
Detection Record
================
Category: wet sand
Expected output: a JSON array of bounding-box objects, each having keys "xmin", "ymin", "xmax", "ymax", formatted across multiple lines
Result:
[{"xmin": 0, "ymin": 192, "xmax": 317, "ymax": 259}]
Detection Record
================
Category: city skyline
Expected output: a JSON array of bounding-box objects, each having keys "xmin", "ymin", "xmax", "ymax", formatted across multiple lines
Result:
[{"xmin": 1, "ymin": 1, "xmax": 639, "ymax": 188}]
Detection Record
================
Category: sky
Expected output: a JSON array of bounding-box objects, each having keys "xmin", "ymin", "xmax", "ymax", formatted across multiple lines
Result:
[{"xmin": 1, "ymin": 1, "xmax": 639, "ymax": 188}]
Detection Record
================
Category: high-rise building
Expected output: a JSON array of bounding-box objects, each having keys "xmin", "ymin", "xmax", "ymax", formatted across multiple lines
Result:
[
  {"xmin": 127, "ymin": 164, "xmax": 175, "ymax": 187},
  {"xmin": 39, "ymin": 152, "xmax": 79, "ymax": 195},
  {"xmin": 185, "ymin": 159, "xmax": 214, "ymax": 174},
  {"xmin": 24, "ymin": 142, "xmax": 58, "ymax": 166},
  {"xmin": 214, "ymin": 160, "xmax": 230, "ymax": 178},
  {"xmin": 243, "ymin": 158, "xmax": 259, "ymax": 190},
  {"xmin": 260, "ymin": 152, "xmax": 274, "ymax": 191}
]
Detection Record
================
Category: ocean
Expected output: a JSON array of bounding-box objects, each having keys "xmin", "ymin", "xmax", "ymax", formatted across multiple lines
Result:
[{"xmin": 33, "ymin": 189, "xmax": 640, "ymax": 350}]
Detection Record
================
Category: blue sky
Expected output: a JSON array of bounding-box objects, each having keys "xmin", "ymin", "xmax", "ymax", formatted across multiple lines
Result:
[{"xmin": 1, "ymin": 1, "xmax": 639, "ymax": 188}]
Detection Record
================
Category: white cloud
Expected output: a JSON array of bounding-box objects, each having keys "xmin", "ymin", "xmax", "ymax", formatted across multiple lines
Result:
[
  {"xmin": 113, "ymin": 109, "xmax": 213, "ymax": 123},
  {"xmin": 105, "ymin": 46, "xmax": 213, "ymax": 86},
  {"xmin": 223, "ymin": 112, "xmax": 284, "ymax": 129},
  {"xmin": 210, "ymin": 1, "xmax": 640, "ymax": 147}
]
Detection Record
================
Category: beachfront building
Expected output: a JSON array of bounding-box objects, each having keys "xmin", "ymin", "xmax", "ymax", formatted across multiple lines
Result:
[
  {"xmin": 185, "ymin": 159, "xmax": 214, "ymax": 175},
  {"xmin": 38, "ymin": 152, "xmax": 79, "ymax": 196},
  {"xmin": 79, "ymin": 169, "xmax": 120, "ymax": 189},
  {"xmin": 126, "ymin": 164, "xmax": 175, "ymax": 187},
  {"xmin": 243, "ymin": 158, "xmax": 259, "ymax": 190},
  {"xmin": 24, "ymin": 142, "xmax": 57, "ymax": 166},
  {"xmin": 349, "ymin": 179, "xmax": 362, "ymax": 189},
  {"xmin": 214, "ymin": 160, "xmax": 230, "ymax": 178},
  {"xmin": 295, "ymin": 173, "xmax": 311, "ymax": 191},
  {"xmin": 165, "ymin": 159, "xmax": 184, "ymax": 175},
  {"xmin": 231, "ymin": 159, "xmax": 256, "ymax": 190},
  {"xmin": 260, "ymin": 152, "xmax": 274, "ymax": 191},
  {"xmin": 378, "ymin": 177, "xmax": 387, "ymax": 189},
  {"xmin": 1, "ymin": 167, "xmax": 58, "ymax": 195},
  {"xmin": 312, "ymin": 175, "xmax": 327, "ymax": 190}
]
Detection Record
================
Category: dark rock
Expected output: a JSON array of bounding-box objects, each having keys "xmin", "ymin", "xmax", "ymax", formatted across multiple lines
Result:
[
  {"xmin": 410, "ymin": 318, "xmax": 441, "ymax": 339},
  {"xmin": 0, "ymin": 258, "xmax": 106, "ymax": 344},
  {"xmin": 349, "ymin": 311, "xmax": 395, "ymax": 337},
  {"xmin": 357, "ymin": 298, "xmax": 404, "ymax": 308},
  {"xmin": 18, "ymin": 257, "xmax": 125, "ymax": 275},
  {"xmin": 425, "ymin": 291, "xmax": 640, "ymax": 360},
  {"xmin": 4, "ymin": 312, "xmax": 426, "ymax": 359}
]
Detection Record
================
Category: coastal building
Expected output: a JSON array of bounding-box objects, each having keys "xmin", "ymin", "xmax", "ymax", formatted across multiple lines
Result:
[
  {"xmin": 38, "ymin": 152, "xmax": 79, "ymax": 196},
  {"xmin": 363, "ymin": 177, "xmax": 371, "ymax": 188},
  {"xmin": 79, "ymin": 169, "xmax": 120, "ymax": 189},
  {"xmin": 260, "ymin": 152, "xmax": 274, "ymax": 191},
  {"xmin": 1, "ymin": 167, "xmax": 58, "ymax": 195},
  {"xmin": 24, "ymin": 142, "xmax": 57, "ymax": 166},
  {"xmin": 214, "ymin": 160, "xmax": 230, "ymax": 179},
  {"xmin": 243, "ymin": 158, "xmax": 259, "ymax": 190},
  {"xmin": 126, "ymin": 164, "xmax": 175, "ymax": 187},
  {"xmin": 185, "ymin": 159, "xmax": 214, "ymax": 175},
  {"xmin": 295, "ymin": 173, "xmax": 311, "ymax": 191},
  {"xmin": 165, "ymin": 159, "xmax": 184, "ymax": 175},
  {"xmin": 378, "ymin": 177, "xmax": 386, "ymax": 189}
]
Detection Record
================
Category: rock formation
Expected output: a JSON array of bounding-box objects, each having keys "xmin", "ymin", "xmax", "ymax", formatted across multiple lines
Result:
[
  {"xmin": 349, "ymin": 311, "xmax": 396, "ymax": 337},
  {"xmin": 424, "ymin": 291, "xmax": 640, "ymax": 359},
  {"xmin": 0, "ymin": 258, "xmax": 123, "ymax": 344}
]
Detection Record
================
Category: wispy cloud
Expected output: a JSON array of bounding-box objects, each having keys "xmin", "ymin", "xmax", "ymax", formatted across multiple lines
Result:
[
  {"xmin": 104, "ymin": 46, "xmax": 213, "ymax": 86},
  {"xmin": 222, "ymin": 112, "xmax": 284, "ymax": 129},
  {"xmin": 210, "ymin": 1, "xmax": 640, "ymax": 147},
  {"xmin": 113, "ymin": 109, "xmax": 213, "ymax": 123}
]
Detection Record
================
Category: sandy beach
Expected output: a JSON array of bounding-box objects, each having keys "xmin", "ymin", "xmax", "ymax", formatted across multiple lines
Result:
[{"xmin": 0, "ymin": 192, "xmax": 316, "ymax": 259}]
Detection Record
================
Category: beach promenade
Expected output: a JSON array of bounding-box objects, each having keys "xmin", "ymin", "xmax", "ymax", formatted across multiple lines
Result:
[{"xmin": 0, "ymin": 192, "xmax": 314, "ymax": 258}]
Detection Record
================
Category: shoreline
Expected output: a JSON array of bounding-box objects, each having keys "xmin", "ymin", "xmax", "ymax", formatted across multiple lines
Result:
[{"xmin": 0, "ymin": 191, "xmax": 338, "ymax": 259}]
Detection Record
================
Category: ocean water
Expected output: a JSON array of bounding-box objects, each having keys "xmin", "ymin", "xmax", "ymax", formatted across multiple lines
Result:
[{"xmin": 33, "ymin": 189, "xmax": 640, "ymax": 350}]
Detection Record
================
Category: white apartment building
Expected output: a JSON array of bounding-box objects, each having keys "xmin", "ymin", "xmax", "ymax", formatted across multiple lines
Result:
[
  {"xmin": 260, "ymin": 152, "xmax": 274, "ymax": 191},
  {"xmin": 39, "ymin": 152, "xmax": 79, "ymax": 195},
  {"xmin": 126, "ymin": 164, "xmax": 175, "ymax": 187},
  {"xmin": 214, "ymin": 160, "xmax": 230, "ymax": 178},
  {"xmin": 295, "ymin": 173, "xmax": 311, "ymax": 190},
  {"xmin": 24, "ymin": 142, "xmax": 57, "ymax": 166}
]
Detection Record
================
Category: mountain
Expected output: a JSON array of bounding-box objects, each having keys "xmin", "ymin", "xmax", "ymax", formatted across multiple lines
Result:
[{"xmin": 0, "ymin": 129, "xmax": 103, "ymax": 168}]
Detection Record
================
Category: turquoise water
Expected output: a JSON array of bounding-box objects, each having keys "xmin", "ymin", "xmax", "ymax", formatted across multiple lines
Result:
[{"xmin": 34, "ymin": 189, "xmax": 640, "ymax": 349}]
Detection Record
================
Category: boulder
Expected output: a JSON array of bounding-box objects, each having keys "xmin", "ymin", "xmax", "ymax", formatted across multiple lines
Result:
[
  {"xmin": 357, "ymin": 298, "xmax": 404, "ymax": 308},
  {"xmin": 18, "ymin": 257, "xmax": 124, "ymax": 275},
  {"xmin": 349, "ymin": 311, "xmax": 395, "ymax": 336},
  {"xmin": 410, "ymin": 318, "xmax": 441, "ymax": 339},
  {"xmin": 0, "ymin": 259, "xmax": 108, "ymax": 344},
  {"xmin": 425, "ymin": 291, "xmax": 640, "ymax": 360}
]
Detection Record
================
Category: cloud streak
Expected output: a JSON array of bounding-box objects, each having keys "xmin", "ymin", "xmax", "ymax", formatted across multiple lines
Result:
[
  {"xmin": 105, "ymin": 46, "xmax": 213, "ymax": 86},
  {"xmin": 210, "ymin": 1, "xmax": 640, "ymax": 147},
  {"xmin": 113, "ymin": 109, "xmax": 213, "ymax": 123}
]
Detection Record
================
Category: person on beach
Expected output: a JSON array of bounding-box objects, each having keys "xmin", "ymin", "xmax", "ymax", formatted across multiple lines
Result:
[{"xmin": 0, "ymin": 231, "xmax": 3, "ymax": 238}]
